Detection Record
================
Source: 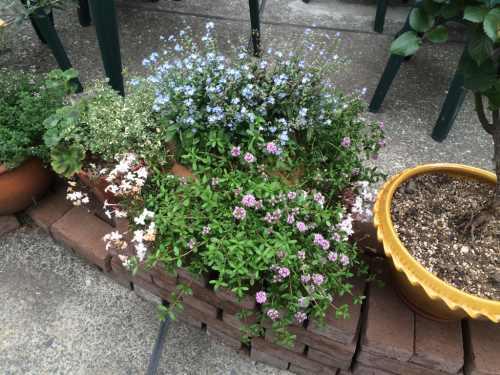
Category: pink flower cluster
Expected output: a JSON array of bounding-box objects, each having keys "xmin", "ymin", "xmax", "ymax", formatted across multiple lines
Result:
[
  {"xmin": 235, "ymin": 188, "xmax": 241, "ymax": 195},
  {"xmin": 351, "ymin": 168, "xmax": 360, "ymax": 175},
  {"xmin": 295, "ymin": 312, "xmax": 307, "ymax": 323},
  {"xmin": 314, "ymin": 192, "xmax": 325, "ymax": 205},
  {"xmin": 256, "ymin": 291, "xmax": 267, "ymax": 304},
  {"xmin": 341, "ymin": 137, "xmax": 350, "ymax": 147},
  {"xmin": 267, "ymin": 142, "xmax": 277, "ymax": 154},
  {"xmin": 233, "ymin": 206, "xmax": 246, "ymax": 220},
  {"xmin": 341, "ymin": 254, "xmax": 350, "ymax": 266},
  {"xmin": 296, "ymin": 222, "xmax": 307, "ymax": 232},
  {"xmin": 313, "ymin": 233, "xmax": 330, "ymax": 250},
  {"xmin": 298, "ymin": 251, "xmax": 305, "ymax": 259},
  {"xmin": 312, "ymin": 274, "xmax": 324, "ymax": 286},
  {"xmin": 212, "ymin": 177, "xmax": 219, "ymax": 185},
  {"xmin": 328, "ymin": 251, "xmax": 338, "ymax": 262},
  {"xmin": 242, "ymin": 194, "xmax": 257, "ymax": 207},
  {"xmin": 331, "ymin": 233, "xmax": 340, "ymax": 242},
  {"xmin": 298, "ymin": 297, "xmax": 309, "ymax": 308},
  {"xmin": 202, "ymin": 227, "xmax": 211, "ymax": 234},
  {"xmin": 188, "ymin": 239, "xmax": 196, "ymax": 249},
  {"xmin": 244, "ymin": 153, "xmax": 255, "ymax": 163},
  {"xmin": 301, "ymin": 274, "xmax": 310, "ymax": 283},
  {"xmin": 287, "ymin": 215, "xmax": 295, "ymax": 224},
  {"xmin": 288, "ymin": 192, "xmax": 297, "ymax": 200},
  {"xmin": 231, "ymin": 147, "xmax": 241, "ymax": 157},
  {"xmin": 279, "ymin": 267, "xmax": 290, "ymax": 278},
  {"xmin": 267, "ymin": 309, "xmax": 279, "ymax": 320},
  {"xmin": 277, "ymin": 251, "xmax": 287, "ymax": 259}
]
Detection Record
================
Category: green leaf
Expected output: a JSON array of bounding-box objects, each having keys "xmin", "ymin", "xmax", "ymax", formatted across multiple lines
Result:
[
  {"xmin": 182, "ymin": 198, "xmax": 190, "ymax": 206},
  {"xmin": 43, "ymin": 128, "xmax": 60, "ymax": 147},
  {"xmin": 423, "ymin": 0, "xmax": 444, "ymax": 16},
  {"xmin": 426, "ymin": 25, "xmax": 448, "ymax": 43},
  {"xmin": 62, "ymin": 110, "xmax": 80, "ymax": 125},
  {"xmin": 441, "ymin": 1, "xmax": 462, "ymax": 19},
  {"xmin": 168, "ymin": 311, "xmax": 176, "ymax": 320},
  {"xmin": 43, "ymin": 114, "xmax": 61, "ymax": 129},
  {"xmin": 62, "ymin": 68, "xmax": 79, "ymax": 81},
  {"xmin": 164, "ymin": 130, "xmax": 176, "ymax": 142},
  {"xmin": 468, "ymin": 28, "xmax": 494, "ymax": 65},
  {"xmin": 484, "ymin": 86, "xmax": 500, "ymax": 110},
  {"xmin": 389, "ymin": 31, "xmax": 422, "ymax": 56},
  {"xmin": 50, "ymin": 144, "xmax": 85, "ymax": 178},
  {"xmin": 132, "ymin": 266, "xmax": 138, "ymax": 276},
  {"xmin": 458, "ymin": 57, "xmax": 497, "ymax": 92},
  {"xmin": 46, "ymin": 79, "xmax": 62, "ymax": 89},
  {"xmin": 409, "ymin": 8, "xmax": 435, "ymax": 33},
  {"xmin": 484, "ymin": 8, "xmax": 500, "ymax": 42},
  {"xmin": 464, "ymin": 3, "xmax": 488, "ymax": 23}
]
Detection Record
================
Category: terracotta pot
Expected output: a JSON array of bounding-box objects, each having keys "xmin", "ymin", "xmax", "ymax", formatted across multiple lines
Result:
[
  {"xmin": 0, "ymin": 157, "xmax": 55, "ymax": 215},
  {"xmin": 373, "ymin": 163, "xmax": 500, "ymax": 322}
]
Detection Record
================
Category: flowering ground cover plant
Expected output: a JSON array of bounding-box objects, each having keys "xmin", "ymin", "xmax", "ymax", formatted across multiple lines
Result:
[
  {"xmin": 98, "ymin": 23, "xmax": 388, "ymax": 347},
  {"xmin": 0, "ymin": 67, "xmax": 67, "ymax": 169}
]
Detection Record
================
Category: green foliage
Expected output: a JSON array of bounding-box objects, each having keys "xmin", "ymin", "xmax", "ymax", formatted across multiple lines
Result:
[
  {"xmin": 50, "ymin": 143, "xmax": 85, "ymax": 177},
  {"xmin": 0, "ymin": 67, "xmax": 67, "ymax": 170},
  {"xmin": 389, "ymin": 31, "xmax": 422, "ymax": 56}
]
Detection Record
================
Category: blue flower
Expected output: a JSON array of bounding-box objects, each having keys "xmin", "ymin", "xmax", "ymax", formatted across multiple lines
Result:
[
  {"xmin": 267, "ymin": 48, "xmax": 273, "ymax": 54},
  {"xmin": 152, "ymin": 105, "xmax": 160, "ymax": 112},
  {"xmin": 175, "ymin": 44, "xmax": 183, "ymax": 52},
  {"xmin": 192, "ymin": 128, "xmax": 197, "ymax": 133},
  {"xmin": 180, "ymin": 30, "xmax": 185, "ymax": 36},
  {"xmin": 267, "ymin": 96, "xmax": 275, "ymax": 105},
  {"xmin": 278, "ymin": 93, "xmax": 286, "ymax": 98},
  {"xmin": 361, "ymin": 87, "xmax": 367, "ymax": 95},
  {"xmin": 238, "ymin": 52, "xmax": 247, "ymax": 59},
  {"xmin": 289, "ymin": 52, "xmax": 294, "ymax": 57},
  {"xmin": 206, "ymin": 22, "xmax": 214, "ymax": 29},
  {"xmin": 260, "ymin": 61, "xmax": 268, "ymax": 69},
  {"xmin": 298, "ymin": 60, "xmax": 306, "ymax": 68},
  {"xmin": 160, "ymin": 36, "xmax": 164, "ymax": 40},
  {"xmin": 270, "ymin": 126, "xmax": 276, "ymax": 133},
  {"xmin": 168, "ymin": 35, "xmax": 175, "ymax": 41},
  {"xmin": 142, "ymin": 59, "xmax": 150, "ymax": 66},
  {"xmin": 299, "ymin": 108, "xmax": 308, "ymax": 117},
  {"xmin": 130, "ymin": 78, "xmax": 139, "ymax": 86},
  {"xmin": 336, "ymin": 32, "xmax": 340, "ymax": 36},
  {"xmin": 333, "ymin": 54, "xmax": 338, "ymax": 60},
  {"xmin": 231, "ymin": 98, "xmax": 240, "ymax": 104},
  {"xmin": 275, "ymin": 51, "xmax": 283, "ymax": 58}
]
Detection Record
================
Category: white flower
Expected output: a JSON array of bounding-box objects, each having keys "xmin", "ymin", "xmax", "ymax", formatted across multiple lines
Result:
[
  {"xmin": 82, "ymin": 197, "xmax": 90, "ymax": 204},
  {"xmin": 120, "ymin": 181, "xmax": 133, "ymax": 191},
  {"xmin": 136, "ymin": 167, "xmax": 148, "ymax": 179},
  {"xmin": 115, "ymin": 210, "xmax": 127, "ymax": 218},
  {"xmin": 110, "ymin": 231, "xmax": 123, "ymax": 240},
  {"xmin": 135, "ymin": 243, "xmax": 147, "ymax": 262},
  {"xmin": 126, "ymin": 172, "xmax": 135, "ymax": 181},
  {"xmin": 149, "ymin": 222, "xmax": 155, "ymax": 230},
  {"xmin": 105, "ymin": 210, "xmax": 112, "ymax": 219},
  {"xmin": 102, "ymin": 233, "xmax": 111, "ymax": 241},
  {"xmin": 132, "ymin": 230, "xmax": 144, "ymax": 243},
  {"xmin": 104, "ymin": 185, "xmax": 119, "ymax": 194},
  {"xmin": 134, "ymin": 215, "xmax": 146, "ymax": 225}
]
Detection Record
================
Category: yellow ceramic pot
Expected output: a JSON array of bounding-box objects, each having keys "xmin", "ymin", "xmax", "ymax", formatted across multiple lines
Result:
[{"xmin": 373, "ymin": 163, "xmax": 500, "ymax": 322}]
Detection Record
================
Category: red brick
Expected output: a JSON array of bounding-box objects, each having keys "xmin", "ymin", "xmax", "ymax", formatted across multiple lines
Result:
[
  {"xmin": 352, "ymin": 361, "xmax": 397, "ymax": 375},
  {"xmin": 410, "ymin": 314, "xmax": 463, "ymax": 373},
  {"xmin": 0, "ymin": 214, "xmax": 20, "ymax": 236},
  {"xmin": 307, "ymin": 347, "xmax": 351, "ymax": 370},
  {"xmin": 464, "ymin": 320, "xmax": 500, "ymax": 375},
  {"xmin": 103, "ymin": 269, "xmax": 132, "ymax": 290},
  {"xmin": 170, "ymin": 305, "xmax": 202, "ymax": 329},
  {"xmin": 222, "ymin": 310, "xmax": 258, "ymax": 330},
  {"xmin": 357, "ymin": 351, "xmax": 458, "ymax": 375},
  {"xmin": 261, "ymin": 319, "xmax": 357, "ymax": 362},
  {"xmin": 146, "ymin": 263, "xmax": 177, "ymax": 286},
  {"xmin": 51, "ymin": 206, "xmax": 112, "ymax": 270},
  {"xmin": 307, "ymin": 273, "xmax": 366, "ymax": 345},
  {"xmin": 360, "ymin": 258, "xmax": 414, "ymax": 362},
  {"xmin": 134, "ymin": 285, "xmax": 163, "ymax": 306},
  {"xmin": 176, "ymin": 259, "xmax": 213, "ymax": 287},
  {"xmin": 28, "ymin": 189, "xmax": 74, "ymax": 235},
  {"xmin": 251, "ymin": 347, "xmax": 289, "ymax": 370},
  {"xmin": 95, "ymin": 207, "xmax": 128, "ymax": 229},
  {"xmin": 251, "ymin": 337, "xmax": 338, "ymax": 375},
  {"xmin": 182, "ymin": 294, "xmax": 220, "ymax": 319},
  {"xmin": 110, "ymin": 257, "xmax": 174, "ymax": 302},
  {"xmin": 289, "ymin": 364, "xmax": 318, "ymax": 375},
  {"xmin": 216, "ymin": 284, "xmax": 259, "ymax": 310},
  {"xmin": 207, "ymin": 326, "xmax": 243, "ymax": 349},
  {"xmin": 348, "ymin": 220, "xmax": 385, "ymax": 257},
  {"xmin": 265, "ymin": 330, "xmax": 305, "ymax": 354},
  {"xmin": 80, "ymin": 191, "xmax": 103, "ymax": 214}
]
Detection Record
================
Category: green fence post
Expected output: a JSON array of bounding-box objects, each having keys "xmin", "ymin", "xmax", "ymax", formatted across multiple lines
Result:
[
  {"xmin": 77, "ymin": 0, "xmax": 91, "ymax": 27},
  {"xmin": 88, "ymin": 0, "xmax": 125, "ymax": 96},
  {"xmin": 249, "ymin": 0, "xmax": 261, "ymax": 57}
]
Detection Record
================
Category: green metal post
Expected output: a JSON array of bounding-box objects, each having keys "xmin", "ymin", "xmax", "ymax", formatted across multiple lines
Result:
[
  {"xmin": 374, "ymin": 0, "xmax": 388, "ymax": 33},
  {"xmin": 88, "ymin": 0, "xmax": 125, "ymax": 96},
  {"xmin": 77, "ymin": 0, "xmax": 91, "ymax": 27},
  {"xmin": 31, "ymin": 7, "xmax": 83, "ymax": 93},
  {"xmin": 249, "ymin": 0, "xmax": 261, "ymax": 57}
]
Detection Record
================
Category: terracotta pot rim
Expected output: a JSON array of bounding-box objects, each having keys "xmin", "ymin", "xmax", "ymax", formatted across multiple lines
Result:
[
  {"xmin": 0, "ymin": 156, "xmax": 33, "ymax": 175},
  {"xmin": 373, "ymin": 163, "xmax": 500, "ymax": 322}
]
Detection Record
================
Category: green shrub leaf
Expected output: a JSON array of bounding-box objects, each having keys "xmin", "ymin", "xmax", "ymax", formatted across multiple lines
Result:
[
  {"xmin": 409, "ymin": 8, "xmax": 435, "ymax": 33},
  {"xmin": 389, "ymin": 31, "xmax": 422, "ymax": 56},
  {"xmin": 458, "ymin": 57, "xmax": 497, "ymax": 92},
  {"xmin": 484, "ymin": 8, "xmax": 500, "ymax": 43},
  {"xmin": 50, "ymin": 144, "xmax": 85, "ymax": 178},
  {"xmin": 464, "ymin": 3, "xmax": 488, "ymax": 23},
  {"xmin": 426, "ymin": 25, "xmax": 449, "ymax": 43},
  {"xmin": 468, "ymin": 28, "xmax": 495, "ymax": 65}
]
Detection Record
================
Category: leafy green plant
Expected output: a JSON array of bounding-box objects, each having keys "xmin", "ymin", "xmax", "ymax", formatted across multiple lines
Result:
[
  {"xmin": 390, "ymin": 0, "xmax": 500, "ymax": 237},
  {"xmin": 0, "ymin": 67, "xmax": 66, "ymax": 170}
]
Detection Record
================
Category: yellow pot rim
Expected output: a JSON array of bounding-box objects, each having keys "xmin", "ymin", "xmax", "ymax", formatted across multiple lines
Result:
[{"xmin": 373, "ymin": 163, "xmax": 500, "ymax": 322}]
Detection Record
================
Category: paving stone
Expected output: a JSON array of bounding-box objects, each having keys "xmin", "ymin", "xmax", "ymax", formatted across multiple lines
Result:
[
  {"xmin": 360, "ymin": 258, "xmax": 414, "ymax": 362},
  {"xmin": 306, "ymin": 346, "xmax": 352, "ymax": 370},
  {"xmin": 207, "ymin": 326, "xmax": 243, "ymax": 349},
  {"xmin": 251, "ymin": 347, "xmax": 290, "ymax": 370},
  {"xmin": 357, "ymin": 350, "xmax": 459, "ymax": 375},
  {"xmin": 110, "ymin": 257, "xmax": 175, "ymax": 302},
  {"xmin": 27, "ymin": 189, "xmax": 74, "ymax": 236},
  {"xmin": 79, "ymin": 191, "xmax": 103, "ymax": 214},
  {"xmin": 348, "ymin": 220, "xmax": 385, "ymax": 257},
  {"xmin": 182, "ymin": 294, "xmax": 220, "ymax": 319},
  {"xmin": 51, "ymin": 207, "xmax": 112, "ymax": 270},
  {"xmin": 216, "ymin": 284, "xmax": 259, "ymax": 311},
  {"xmin": 463, "ymin": 320, "xmax": 500, "ymax": 375},
  {"xmin": 410, "ymin": 314, "xmax": 463, "ymax": 373},
  {"xmin": 265, "ymin": 330, "xmax": 306, "ymax": 354},
  {"xmin": 0, "ymin": 214, "xmax": 20, "ymax": 236},
  {"xmin": 23, "ymin": 188, "xmax": 55, "ymax": 212},
  {"xmin": 170, "ymin": 305, "xmax": 203, "ymax": 329},
  {"xmin": 307, "ymin": 273, "xmax": 366, "ymax": 345},
  {"xmin": 222, "ymin": 310, "xmax": 258, "ymax": 330},
  {"xmin": 95, "ymin": 207, "xmax": 128, "ymax": 229},
  {"xmin": 146, "ymin": 263, "xmax": 177, "ymax": 286},
  {"xmin": 261, "ymin": 319, "xmax": 357, "ymax": 362},
  {"xmin": 134, "ymin": 285, "xmax": 163, "ymax": 306},
  {"xmin": 251, "ymin": 337, "xmax": 338, "ymax": 375},
  {"xmin": 103, "ymin": 269, "xmax": 133, "ymax": 290}
]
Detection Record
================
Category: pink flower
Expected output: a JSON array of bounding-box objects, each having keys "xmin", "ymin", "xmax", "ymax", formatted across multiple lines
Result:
[
  {"xmin": 328, "ymin": 252, "xmax": 338, "ymax": 262},
  {"xmin": 279, "ymin": 267, "xmax": 290, "ymax": 277},
  {"xmin": 235, "ymin": 188, "xmax": 241, "ymax": 195},
  {"xmin": 296, "ymin": 222, "xmax": 307, "ymax": 232},
  {"xmin": 351, "ymin": 168, "xmax": 360, "ymax": 175},
  {"xmin": 314, "ymin": 192, "xmax": 325, "ymax": 204},
  {"xmin": 342, "ymin": 173, "xmax": 348, "ymax": 178},
  {"xmin": 287, "ymin": 215, "xmax": 295, "ymax": 224},
  {"xmin": 255, "ymin": 200, "xmax": 263, "ymax": 209},
  {"xmin": 378, "ymin": 121, "xmax": 385, "ymax": 130},
  {"xmin": 298, "ymin": 297, "xmax": 309, "ymax": 307},
  {"xmin": 202, "ymin": 227, "xmax": 211, "ymax": 234},
  {"xmin": 212, "ymin": 177, "xmax": 219, "ymax": 185},
  {"xmin": 279, "ymin": 194, "xmax": 286, "ymax": 202},
  {"xmin": 244, "ymin": 153, "xmax": 255, "ymax": 163},
  {"xmin": 242, "ymin": 194, "xmax": 257, "ymax": 207},
  {"xmin": 188, "ymin": 239, "xmax": 196, "ymax": 249},
  {"xmin": 267, "ymin": 309, "xmax": 279, "ymax": 320},
  {"xmin": 288, "ymin": 192, "xmax": 297, "ymax": 199},
  {"xmin": 298, "ymin": 251, "xmax": 305, "ymax": 259},
  {"xmin": 312, "ymin": 274, "xmax": 324, "ymax": 286},
  {"xmin": 341, "ymin": 137, "xmax": 350, "ymax": 147},
  {"xmin": 233, "ymin": 206, "xmax": 246, "ymax": 220},
  {"xmin": 261, "ymin": 172, "xmax": 267, "ymax": 181},
  {"xmin": 370, "ymin": 151, "xmax": 379, "ymax": 160},
  {"xmin": 379, "ymin": 140, "xmax": 387, "ymax": 149},
  {"xmin": 256, "ymin": 291, "xmax": 267, "ymax": 304},
  {"xmin": 295, "ymin": 311, "xmax": 307, "ymax": 323},
  {"xmin": 231, "ymin": 147, "xmax": 241, "ymax": 157},
  {"xmin": 341, "ymin": 254, "xmax": 350, "ymax": 266},
  {"xmin": 267, "ymin": 142, "xmax": 277, "ymax": 154},
  {"xmin": 277, "ymin": 251, "xmax": 287, "ymax": 259},
  {"xmin": 331, "ymin": 233, "xmax": 340, "ymax": 242},
  {"xmin": 301, "ymin": 274, "xmax": 310, "ymax": 283}
]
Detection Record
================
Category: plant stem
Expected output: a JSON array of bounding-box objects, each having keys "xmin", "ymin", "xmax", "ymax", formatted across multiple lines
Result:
[{"xmin": 475, "ymin": 92, "xmax": 493, "ymax": 135}]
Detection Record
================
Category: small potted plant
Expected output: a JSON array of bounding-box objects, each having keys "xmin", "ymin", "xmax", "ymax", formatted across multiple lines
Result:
[
  {"xmin": 100, "ymin": 24, "xmax": 387, "ymax": 346},
  {"xmin": 0, "ymin": 67, "xmax": 67, "ymax": 214},
  {"xmin": 42, "ymin": 69, "xmax": 171, "ymax": 203},
  {"xmin": 374, "ymin": 0, "xmax": 500, "ymax": 321}
]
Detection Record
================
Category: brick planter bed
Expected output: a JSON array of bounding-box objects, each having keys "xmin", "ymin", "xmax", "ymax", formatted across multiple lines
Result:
[{"xmin": 24, "ymin": 180, "xmax": 500, "ymax": 375}]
